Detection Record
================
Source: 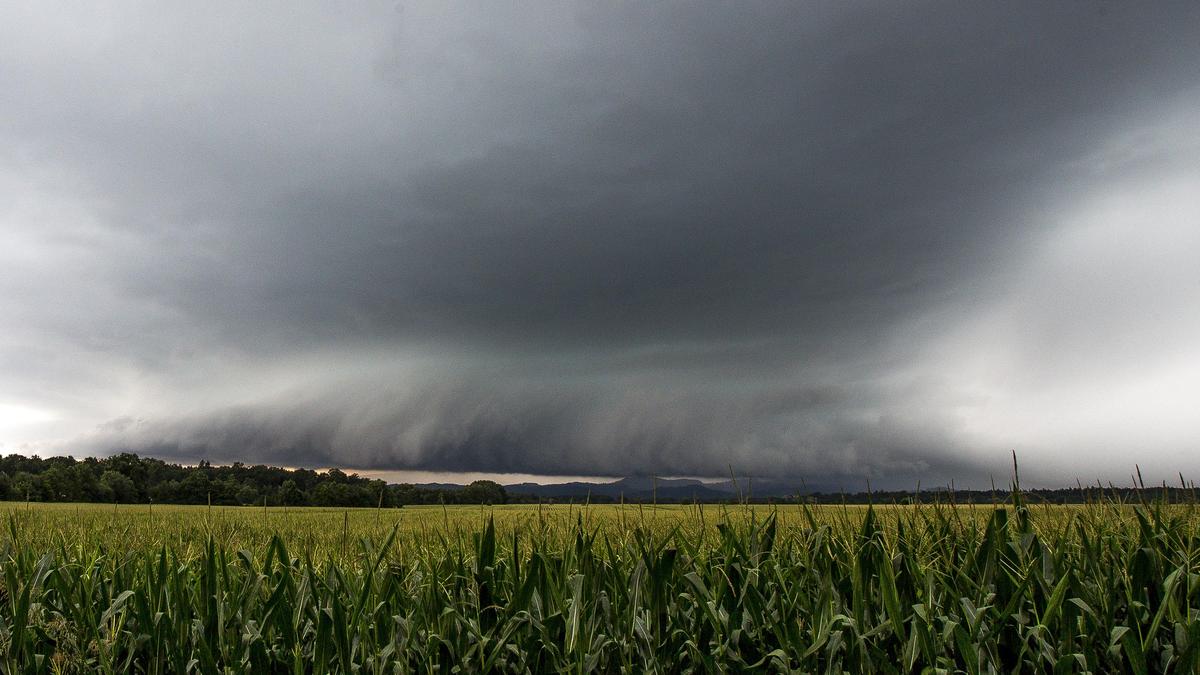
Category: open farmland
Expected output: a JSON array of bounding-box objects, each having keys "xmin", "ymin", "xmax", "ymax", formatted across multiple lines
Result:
[{"xmin": 0, "ymin": 496, "xmax": 1198, "ymax": 673}]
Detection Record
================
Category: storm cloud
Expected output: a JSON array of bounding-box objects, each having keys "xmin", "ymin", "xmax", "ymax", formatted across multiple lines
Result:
[{"xmin": 2, "ymin": 2, "xmax": 1198, "ymax": 487}]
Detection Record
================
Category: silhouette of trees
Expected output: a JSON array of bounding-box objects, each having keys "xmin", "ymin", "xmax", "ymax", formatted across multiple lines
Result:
[{"xmin": 0, "ymin": 452, "xmax": 501, "ymax": 506}]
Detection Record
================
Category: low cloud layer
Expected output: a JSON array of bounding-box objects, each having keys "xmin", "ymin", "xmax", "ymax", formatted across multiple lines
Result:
[{"xmin": 1, "ymin": 2, "xmax": 1199, "ymax": 487}]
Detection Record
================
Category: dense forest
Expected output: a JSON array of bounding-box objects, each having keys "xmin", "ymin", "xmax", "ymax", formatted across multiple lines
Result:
[{"xmin": 0, "ymin": 453, "xmax": 507, "ymax": 506}]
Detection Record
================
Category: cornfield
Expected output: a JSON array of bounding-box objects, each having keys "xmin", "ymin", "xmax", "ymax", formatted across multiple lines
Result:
[{"xmin": 0, "ymin": 492, "xmax": 1197, "ymax": 673}]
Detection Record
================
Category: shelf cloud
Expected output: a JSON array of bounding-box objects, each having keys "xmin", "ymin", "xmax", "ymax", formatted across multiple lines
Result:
[{"xmin": 2, "ymin": 2, "xmax": 1198, "ymax": 487}]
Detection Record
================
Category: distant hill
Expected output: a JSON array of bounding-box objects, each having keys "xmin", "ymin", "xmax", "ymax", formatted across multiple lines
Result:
[
  {"xmin": 501, "ymin": 477, "xmax": 730, "ymax": 501},
  {"xmin": 413, "ymin": 475, "xmax": 825, "ymax": 501}
]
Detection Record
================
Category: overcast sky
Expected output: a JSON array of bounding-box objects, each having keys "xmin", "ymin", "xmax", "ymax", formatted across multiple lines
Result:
[{"xmin": 1, "ymin": 2, "xmax": 1198, "ymax": 487}]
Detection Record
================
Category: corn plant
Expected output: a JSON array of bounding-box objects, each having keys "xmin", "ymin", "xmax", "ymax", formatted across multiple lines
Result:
[{"xmin": 0, "ymin": 491, "xmax": 1196, "ymax": 672}]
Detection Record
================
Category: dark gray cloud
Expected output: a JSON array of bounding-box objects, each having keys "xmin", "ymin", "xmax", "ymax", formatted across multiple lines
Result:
[{"xmin": 1, "ymin": 2, "xmax": 1198, "ymax": 487}]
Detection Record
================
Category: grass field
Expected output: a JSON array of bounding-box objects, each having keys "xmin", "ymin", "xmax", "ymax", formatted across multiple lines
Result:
[{"xmin": 0, "ymin": 496, "xmax": 1197, "ymax": 672}]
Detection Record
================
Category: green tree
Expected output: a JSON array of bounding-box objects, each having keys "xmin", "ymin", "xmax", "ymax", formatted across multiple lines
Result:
[
  {"xmin": 11, "ymin": 471, "xmax": 42, "ymax": 501},
  {"xmin": 41, "ymin": 465, "xmax": 81, "ymax": 502},
  {"xmin": 100, "ymin": 470, "xmax": 137, "ymax": 503},
  {"xmin": 149, "ymin": 480, "xmax": 182, "ymax": 504},
  {"xmin": 463, "ymin": 480, "xmax": 507, "ymax": 505},
  {"xmin": 236, "ymin": 484, "xmax": 259, "ymax": 506},
  {"xmin": 71, "ymin": 464, "xmax": 102, "ymax": 501},
  {"xmin": 179, "ymin": 472, "xmax": 210, "ymax": 504},
  {"xmin": 278, "ymin": 480, "xmax": 306, "ymax": 506},
  {"xmin": 103, "ymin": 453, "xmax": 147, "ymax": 499}
]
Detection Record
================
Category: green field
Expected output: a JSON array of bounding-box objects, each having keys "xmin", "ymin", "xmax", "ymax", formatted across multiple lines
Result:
[{"xmin": 0, "ymin": 498, "xmax": 1197, "ymax": 673}]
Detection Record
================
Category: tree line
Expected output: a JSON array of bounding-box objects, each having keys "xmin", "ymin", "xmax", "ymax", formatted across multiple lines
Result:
[
  {"xmin": 0, "ymin": 453, "xmax": 508, "ymax": 506},
  {"xmin": 2, "ymin": 452, "xmax": 1189, "ymax": 507}
]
